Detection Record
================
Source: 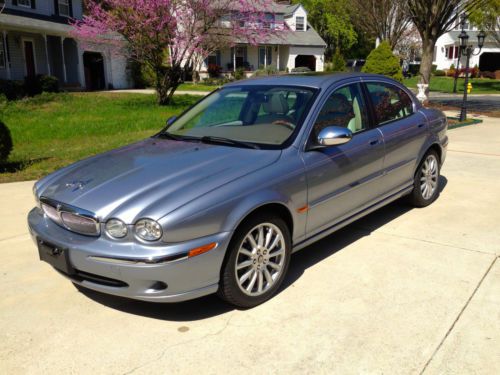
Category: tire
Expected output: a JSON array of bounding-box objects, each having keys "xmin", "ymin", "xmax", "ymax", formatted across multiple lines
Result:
[
  {"xmin": 218, "ymin": 213, "xmax": 292, "ymax": 308},
  {"xmin": 408, "ymin": 150, "xmax": 440, "ymax": 207}
]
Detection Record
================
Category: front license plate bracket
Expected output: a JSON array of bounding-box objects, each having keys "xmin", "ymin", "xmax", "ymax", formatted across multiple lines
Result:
[{"xmin": 38, "ymin": 239, "xmax": 75, "ymax": 275}]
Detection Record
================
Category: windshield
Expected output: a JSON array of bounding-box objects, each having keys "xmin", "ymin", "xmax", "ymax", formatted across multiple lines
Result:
[{"xmin": 164, "ymin": 85, "xmax": 317, "ymax": 147}]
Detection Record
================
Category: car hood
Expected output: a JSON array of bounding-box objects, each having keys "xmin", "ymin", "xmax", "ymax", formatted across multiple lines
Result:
[{"xmin": 36, "ymin": 138, "xmax": 281, "ymax": 223}]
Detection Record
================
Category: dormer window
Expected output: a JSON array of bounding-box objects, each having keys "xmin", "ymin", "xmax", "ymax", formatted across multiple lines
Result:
[
  {"xmin": 17, "ymin": 0, "xmax": 32, "ymax": 8},
  {"xmin": 296, "ymin": 16, "xmax": 305, "ymax": 31},
  {"xmin": 58, "ymin": 0, "xmax": 70, "ymax": 17}
]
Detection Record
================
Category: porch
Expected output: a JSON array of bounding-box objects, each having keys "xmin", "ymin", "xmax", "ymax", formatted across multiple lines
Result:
[
  {"xmin": 200, "ymin": 44, "xmax": 325, "ymax": 78},
  {"xmin": 0, "ymin": 14, "xmax": 131, "ymax": 90}
]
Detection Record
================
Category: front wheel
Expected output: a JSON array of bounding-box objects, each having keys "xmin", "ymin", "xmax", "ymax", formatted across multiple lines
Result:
[
  {"xmin": 218, "ymin": 214, "xmax": 292, "ymax": 308},
  {"xmin": 408, "ymin": 150, "xmax": 440, "ymax": 207}
]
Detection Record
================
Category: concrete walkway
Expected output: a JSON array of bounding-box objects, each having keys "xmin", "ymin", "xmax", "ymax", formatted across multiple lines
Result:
[
  {"xmin": 1, "ymin": 117, "xmax": 499, "ymax": 374},
  {"xmin": 107, "ymin": 88, "xmax": 212, "ymax": 96}
]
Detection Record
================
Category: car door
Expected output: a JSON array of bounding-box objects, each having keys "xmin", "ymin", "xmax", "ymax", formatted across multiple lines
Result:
[
  {"xmin": 363, "ymin": 81, "xmax": 429, "ymax": 196},
  {"xmin": 301, "ymin": 82, "xmax": 385, "ymax": 237}
]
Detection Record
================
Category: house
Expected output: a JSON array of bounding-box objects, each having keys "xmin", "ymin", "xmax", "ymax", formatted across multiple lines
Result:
[
  {"xmin": 433, "ymin": 19, "xmax": 500, "ymax": 72},
  {"xmin": 0, "ymin": 0, "xmax": 132, "ymax": 90},
  {"xmin": 199, "ymin": 2, "xmax": 327, "ymax": 78}
]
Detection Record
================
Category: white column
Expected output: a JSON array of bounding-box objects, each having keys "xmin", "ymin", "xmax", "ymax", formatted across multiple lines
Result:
[
  {"xmin": 233, "ymin": 47, "xmax": 236, "ymax": 72},
  {"xmin": 107, "ymin": 48, "xmax": 113, "ymax": 89},
  {"xmin": 277, "ymin": 45, "xmax": 280, "ymax": 71},
  {"xmin": 264, "ymin": 45, "xmax": 267, "ymax": 68},
  {"xmin": 60, "ymin": 37, "xmax": 67, "ymax": 83},
  {"xmin": 76, "ymin": 42, "xmax": 85, "ymax": 88},
  {"xmin": 43, "ymin": 34, "xmax": 51, "ymax": 76},
  {"xmin": 2, "ymin": 31, "xmax": 11, "ymax": 80}
]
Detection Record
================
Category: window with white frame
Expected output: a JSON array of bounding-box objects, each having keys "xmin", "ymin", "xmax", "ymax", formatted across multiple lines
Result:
[
  {"xmin": 296, "ymin": 16, "xmax": 305, "ymax": 31},
  {"xmin": 18, "ymin": 0, "xmax": 32, "ymax": 8},
  {"xmin": 0, "ymin": 37, "xmax": 6, "ymax": 69},
  {"xmin": 58, "ymin": 0, "xmax": 70, "ymax": 17}
]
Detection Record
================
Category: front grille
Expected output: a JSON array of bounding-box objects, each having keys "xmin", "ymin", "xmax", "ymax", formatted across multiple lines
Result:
[
  {"xmin": 60, "ymin": 212, "xmax": 99, "ymax": 236},
  {"xmin": 41, "ymin": 203, "xmax": 62, "ymax": 226},
  {"xmin": 40, "ymin": 198, "xmax": 100, "ymax": 237}
]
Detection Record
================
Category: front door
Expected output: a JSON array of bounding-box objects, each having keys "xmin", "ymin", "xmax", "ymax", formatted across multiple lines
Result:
[
  {"xmin": 24, "ymin": 40, "xmax": 36, "ymax": 78},
  {"xmin": 302, "ymin": 82, "xmax": 385, "ymax": 236}
]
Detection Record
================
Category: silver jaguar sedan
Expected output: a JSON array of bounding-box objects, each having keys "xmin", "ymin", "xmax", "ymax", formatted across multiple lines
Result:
[{"xmin": 28, "ymin": 73, "xmax": 448, "ymax": 307}]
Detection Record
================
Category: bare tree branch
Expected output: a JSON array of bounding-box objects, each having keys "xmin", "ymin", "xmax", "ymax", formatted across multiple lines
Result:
[{"xmin": 352, "ymin": 0, "xmax": 411, "ymax": 49}]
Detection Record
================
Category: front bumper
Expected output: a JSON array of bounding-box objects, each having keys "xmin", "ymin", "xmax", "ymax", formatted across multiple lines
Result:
[{"xmin": 28, "ymin": 208, "xmax": 232, "ymax": 302}]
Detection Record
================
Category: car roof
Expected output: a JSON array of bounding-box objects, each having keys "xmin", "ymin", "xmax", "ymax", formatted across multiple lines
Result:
[{"xmin": 223, "ymin": 72, "xmax": 390, "ymax": 90}]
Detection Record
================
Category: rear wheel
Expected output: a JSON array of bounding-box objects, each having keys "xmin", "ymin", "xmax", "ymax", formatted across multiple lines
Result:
[
  {"xmin": 408, "ymin": 150, "xmax": 440, "ymax": 207},
  {"xmin": 218, "ymin": 214, "xmax": 291, "ymax": 308}
]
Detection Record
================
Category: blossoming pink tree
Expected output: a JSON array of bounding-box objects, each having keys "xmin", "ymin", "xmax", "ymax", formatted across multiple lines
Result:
[{"xmin": 73, "ymin": 0, "xmax": 281, "ymax": 104}]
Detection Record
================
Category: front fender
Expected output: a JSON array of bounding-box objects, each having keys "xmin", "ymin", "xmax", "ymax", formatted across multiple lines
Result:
[{"xmin": 159, "ymin": 151, "xmax": 308, "ymax": 244}]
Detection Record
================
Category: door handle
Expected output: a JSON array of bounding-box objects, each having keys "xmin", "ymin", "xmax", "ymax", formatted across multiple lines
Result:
[
  {"xmin": 417, "ymin": 123, "xmax": 425, "ymax": 128},
  {"xmin": 369, "ymin": 139, "xmax": 379, "ymax": 146}
]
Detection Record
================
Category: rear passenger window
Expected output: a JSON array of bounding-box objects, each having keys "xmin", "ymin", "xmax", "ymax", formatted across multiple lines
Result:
[{"xmin": 366, "ymin": 83, "xmax": 414, "ymax": 125}]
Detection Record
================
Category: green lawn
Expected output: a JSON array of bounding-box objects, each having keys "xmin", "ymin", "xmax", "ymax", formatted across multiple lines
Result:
[
  {"xmin": 0, "ymin": 92, "xmax": 199, "ymax": 183},
  {"xmin": 404, "ymin": 76, "xmax": 500, "ymax": 94},
  {"xmin": 178, "ymin": 83, "xmax": 219, "ymax": 92}
]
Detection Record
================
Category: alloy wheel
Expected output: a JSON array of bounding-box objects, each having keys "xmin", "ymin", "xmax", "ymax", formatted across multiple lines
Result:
[
  {"xmin": 420, "ymin": 154, "xmax": 439, "ymax": 200},
  {"xmin": 235, "ymin": 223, "xmax": 286, "ymax": 296}
]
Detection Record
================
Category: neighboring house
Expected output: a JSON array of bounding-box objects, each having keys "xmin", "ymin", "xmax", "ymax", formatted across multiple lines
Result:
[
  {"xmin": 0, "ymin": 0, "xmax": 132, "ymax": 89},
  {"xmin": 199, "ymin": 2, "xmax": 327, "ymax": 78},
  {"xmin": 433, "ymin": 19, "xmax": 500, "ymax": 72}
]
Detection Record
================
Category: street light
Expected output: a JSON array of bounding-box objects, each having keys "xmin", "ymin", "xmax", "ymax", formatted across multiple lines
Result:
[{"xmin": 457, "ymin": 14, "xmax": 486, "ymax": 121}]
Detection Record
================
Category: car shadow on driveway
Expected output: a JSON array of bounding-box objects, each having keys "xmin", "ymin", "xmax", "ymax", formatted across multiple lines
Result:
[{"xmin": 76, "ymin": 176, "xmax": 448, "ymax": 320}]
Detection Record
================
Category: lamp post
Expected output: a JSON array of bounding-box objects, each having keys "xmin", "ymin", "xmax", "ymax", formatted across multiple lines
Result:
[{"xmin": 458, "ymin": 14, "xmax": 486, "ymax": 121}]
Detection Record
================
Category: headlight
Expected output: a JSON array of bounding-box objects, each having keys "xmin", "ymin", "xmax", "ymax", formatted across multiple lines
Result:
[
  {"xmin": 135, "ymin": 219, "xmax": 162, "ymax": 241},
  {"xmin": 105, "ymin": 219, "xmax": 128, "ymax": 238}
]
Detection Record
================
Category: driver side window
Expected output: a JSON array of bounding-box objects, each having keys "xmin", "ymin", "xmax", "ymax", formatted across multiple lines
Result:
[{"xmin": 313, "ymin": 83, "xmax": 369, "ymax": 138}]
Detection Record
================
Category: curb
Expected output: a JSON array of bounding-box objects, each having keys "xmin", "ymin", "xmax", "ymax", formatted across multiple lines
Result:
[{"xmin": 447, "ymin": 117, "xmax": 483, "ymax": 130}]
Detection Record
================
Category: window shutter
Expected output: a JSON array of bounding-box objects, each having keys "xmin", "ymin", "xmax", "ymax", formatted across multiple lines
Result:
[
  {"xmin": 243, "ymin": 47, "xmax": 247, "ymax": 63},
  {"xmin": 12, "ymin": 0, "xmax": 18, "ymax": 6},
  {"xmin": 54, "ymin": 0, "xmax": 59, "ymax": 15},
  {"xmin": 216, "ymin": 51, "xmax": 221, "ymax": 66},
  {"xmin": 31, "ymin": 0, "xmax": 36, "ymax": 9},
  {"xmin": 69, "ymin": 0, "xmax": 73, "ymax": 17}
]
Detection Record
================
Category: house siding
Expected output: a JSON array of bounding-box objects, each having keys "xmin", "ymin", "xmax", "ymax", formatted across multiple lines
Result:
[
  {"xmin": 3, "ymin": 31, "xmax": 49, "ymax": 80},
  {"xmin": 4, "ymin": 0, "xmax": 82, "ymax": 19},
  {"xmin": 6, "ymin": 0, "xmax": 52, "ymax": 16}
]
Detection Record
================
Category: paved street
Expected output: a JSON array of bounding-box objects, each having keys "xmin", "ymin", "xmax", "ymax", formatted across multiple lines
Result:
[
  {"xmin": 428, "ymin": 93, "xmax": 500, "ymax": 114},
  {"xmin": 1, "ymin": 116, "xmax": 499, "ymax": 374}
]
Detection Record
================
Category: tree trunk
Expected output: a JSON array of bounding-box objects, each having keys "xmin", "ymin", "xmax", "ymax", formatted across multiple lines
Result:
[
  {"xmin": 419, "ymin": 37, "xmax": 435, "ymax": 96},
  {"xmin": 154, "ymin": 65, "xmax": 183, "ymax": 106}
]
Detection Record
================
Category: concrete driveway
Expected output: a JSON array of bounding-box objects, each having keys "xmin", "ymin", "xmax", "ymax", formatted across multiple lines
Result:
[{"xmin": 1, "ymin": 116, "xmax": 499, "ymax": 374}]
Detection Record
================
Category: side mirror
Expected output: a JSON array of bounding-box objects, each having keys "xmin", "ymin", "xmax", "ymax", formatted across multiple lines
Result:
[
  {"xmin": 166, "ymin": 116, "xmax": 177, "ymax": 126},
  {"xmin": 317, "ymin": 126, "xmax": 352, "ymax": 146}
]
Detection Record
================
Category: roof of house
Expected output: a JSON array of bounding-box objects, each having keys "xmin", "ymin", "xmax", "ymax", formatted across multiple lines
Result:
[
  {"xmin": 273, "ymin": 3, "xmax": 301, "ymax": 16},
  {"xmin": 233, "ymin": 22, "xmax": 327, "ymax": 47},
  {"xmin": 267, "ymin": 23, "xmax": 326, "ymax": 47},
  {"xmin": 0, "ymin": 12, "xmax": 72, "ymax": 35}
]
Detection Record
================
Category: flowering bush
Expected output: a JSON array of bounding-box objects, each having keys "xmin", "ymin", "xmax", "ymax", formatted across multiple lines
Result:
[{"xmin": 207, "ymin": 64, "xmax": 222, "ymax": 78}]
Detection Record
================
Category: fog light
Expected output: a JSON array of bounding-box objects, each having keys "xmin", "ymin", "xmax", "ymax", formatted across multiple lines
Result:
[
  {"xmin": 135, "ymin": 219, "xmax": 162, "ymax": 241},
  {"xmin": 105, "ymin": 219, "xmax": 128, "ymax": 238}
]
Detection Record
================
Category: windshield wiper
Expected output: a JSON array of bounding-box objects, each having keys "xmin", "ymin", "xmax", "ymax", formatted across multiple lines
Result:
[
  {"xmin": 157, "ymin": 132, "xmax": 201, "ymax": 143},
  {"xmin": 200, "ymin": 136, "xmax": 260, "ymax": 149},
  {"xmin": 157, "ymin": 132, "xmax": 182, "ymax": 141}
]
